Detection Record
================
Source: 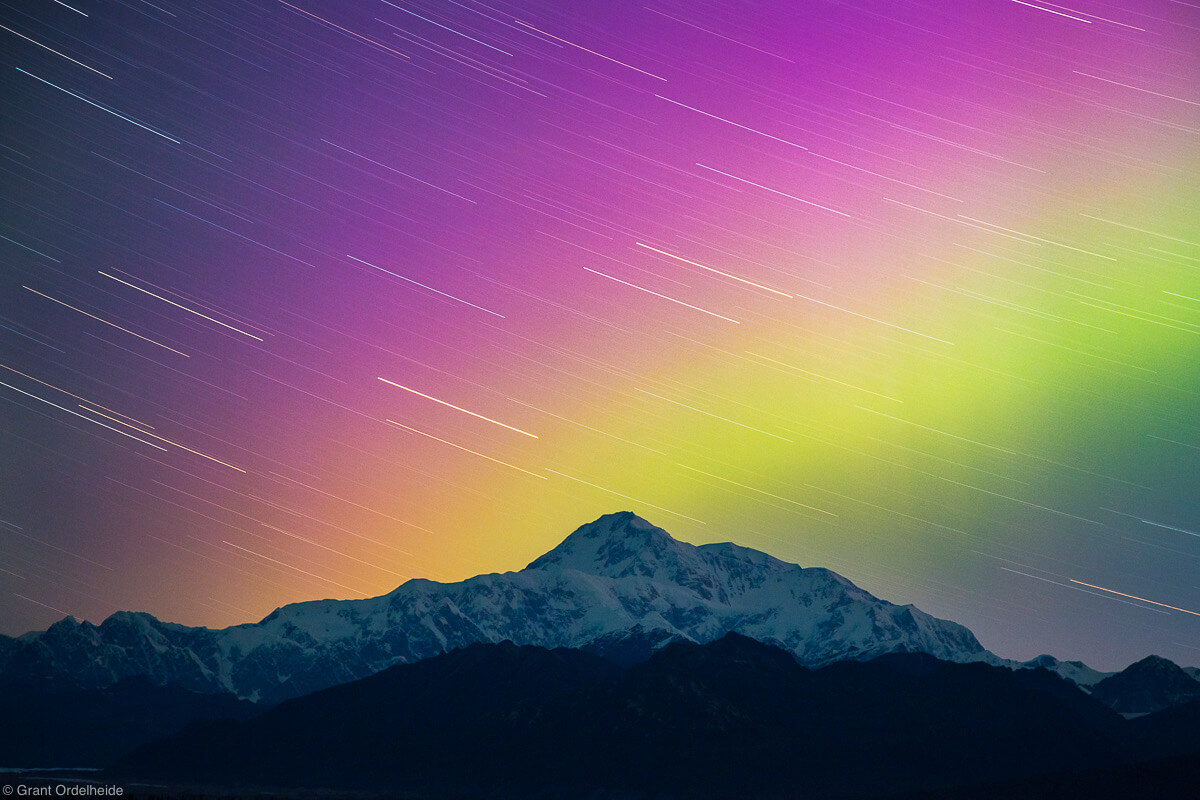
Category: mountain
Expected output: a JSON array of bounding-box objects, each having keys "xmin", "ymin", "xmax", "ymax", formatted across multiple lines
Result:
[
  {"xmin": 0, "ymin": 676, "xmax": 258, "ymax": 768},
  {"xmin": 1018, "ymin": 654, "xmax": 1111, "ymax": 688},
  {"xmin": 884, "ymin": 749, "xmax": 1200, "ymax": 800},
  {"xmin": 111, "ymin": 634, "xmax": 1129, "ymax": 799},
  {"xmin": 1011, "ymin": 655, "xmax": 1200, "ymax": 717},
  {"xmin": 0, "ymin": 511, "xmax": 993, "ymax": 704},
  {"xmin": 1126, "ymin": 697, "xmax": 1200, "ymax": 761},
  {"xmin": 1090, "ymin": 655, "xmax": 1200, "ymax": 715}
]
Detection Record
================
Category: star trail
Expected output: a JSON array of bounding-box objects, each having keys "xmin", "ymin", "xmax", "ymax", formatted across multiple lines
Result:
[{"xmin": 1, "ymin": 0, "xmax": 1198, "ymax": 670}]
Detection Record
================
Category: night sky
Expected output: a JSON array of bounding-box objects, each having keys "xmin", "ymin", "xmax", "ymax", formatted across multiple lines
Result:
[{"xmin": 1, "ymin": 0, "xmax": 1198, "ymax": 671}]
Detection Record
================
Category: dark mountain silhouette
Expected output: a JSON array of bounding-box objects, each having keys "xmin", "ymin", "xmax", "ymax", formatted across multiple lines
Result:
[
  {"xmin": 112, "ymin": 634, "xmax": 1133, "ymax": 799},
  {"xmin": 0, "ymin": 676, "xmax": 258, "ymax": 768},
  {"xmin": 885, "ymin": 749, "xmax": 1200, "ymax": 799},
  {"xmin": 1090, "ymin": 654, "xmax": 1200, "ymax": 714},
  {"xmin": 1126, "ymin": 697, "xmax": 1200, "ymax": 761}
]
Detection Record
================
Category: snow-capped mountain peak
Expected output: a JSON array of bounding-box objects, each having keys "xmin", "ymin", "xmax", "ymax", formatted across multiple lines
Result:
[
  {"xmin": 1, "ymin": 511, "xmax": 995, "ymax": 703},
  {"xmin": 526, "ymin": 511, "xmax": 686, "ymax": 576},
  {"xmin": 1019, "ymin": 654, "xmax": 1111, "ymax": 688}
]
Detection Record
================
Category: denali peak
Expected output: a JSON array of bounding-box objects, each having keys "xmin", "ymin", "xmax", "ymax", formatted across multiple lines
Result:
[{"xmin": 0, "ymin": 511, "xmax": 993, "ymax": 703}]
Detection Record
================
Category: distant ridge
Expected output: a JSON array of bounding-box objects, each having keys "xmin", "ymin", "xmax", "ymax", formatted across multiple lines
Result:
[
  {"xmin": 111, "ymin": 634, "xmax": 1139, "ymax": 799},
  {"xmin": 3, "ymin": 512, "xmax": 1193, "ymax": 712},
  {"xmin": 1091, "ymin": 655, "xmax": 1200, "ymax": 714},
  {"xmin": 0, "ymin": 512, "xmax": 992, "ymax": 704}
]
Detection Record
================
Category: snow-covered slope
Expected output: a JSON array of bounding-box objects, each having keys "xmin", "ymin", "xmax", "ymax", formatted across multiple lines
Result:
[
  {"xmin": 1018, "ymin": 654, "xmax": 1112, "ymax": 689},
  {"xmin": 0, "ymin": 511, "xmax": 994, "ymax": 703}
]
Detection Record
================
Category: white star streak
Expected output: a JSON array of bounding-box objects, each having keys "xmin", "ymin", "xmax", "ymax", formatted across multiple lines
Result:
[
  {"xmin": 0, "ymin": 363, "xmax": 156, "ymax": 426},
  {"xmin": 792, "ymin": 292, "xmax": 954, "ymax": 345},
  {"xmin": 634, "ymin": 388, "xmax": 793, "ymax": 442},
  {"xmin": 13, "ymin": 594, "xmax": 74, "ymax": 618},
  {"xmin": 24, "ymin": 286, "xmax": 190, "ymax": 356},
  {"xmin": 1069, "ymin": 580, "xmax": 1200, "ymax": 617},
  {"xmin": 15, "ymin": 68, "xmax": 179, "ymax": 142},
  {"xmin": 266, "ymin": 472, "xmax": 434, "ymax": 530},
  {"xmin": 348, "ymin": 256, "xmax": 504, "ymax": 317},
  {"xmin": 1009, "ymin": 0, "xmax": 1092, "ymax": 23},
  {"xmin": 1141, "ymin": 520, "xmax": 1200, "ymax": 539},
  {"xmin": 1081, "ymin": 214, "xmax": 1200, "ymax": 249},
  {"xmin": 0, "ymin": 379, "xmax": 167, "ymax": 451},
  {"xmin": 324, "ymin": 142, "xmax": 476, "ymax": 203},
  {"xmin": 695, "ymin": 164, "xmax": 852, "ymax": 218},
  {"xmin": 277, "ymin": 1, "xmax": 410, "ymax": 60},
  {"xmin": 385, "ymin": 419, "xmax": 547, "ymax": 479},
  {"xmin": 999, "ymin": 569, "xmax": 1167, "ymax": 613},
  {"xmin": 676, "ymin": 464, "xmax": 837, "ymax": 517},
  {"xmin": 0, "ymin": 24, "xmax": 111, "ymax": 78},
  {"xmin": 581, "ymin": 267, "xmax": 740, "ymax": 323},
  {"xmin": 98, "ymin": 272, "xmax": 264, "ymax": 340},
  {"xmin": 514, "ymin": 20, "xmax": 666, "ymax": 80},
  {"xmin": 51, "ymin": 1, "xmax": 88, "ymax": 15},
  {"xmin": 1074, "ymin": 71, "xmax": 1200, "ymax": 106},
  {"xmin": 260, "ymin": 524, "xmax": 408, "ymax": 578},
  {"xmin": 957, "ymin": 216, "xmax": 1116, "ymax": 261},
  {"xmin": 744, "ymin": 352, "xmax": 904, "ymax": 403},
  {"xmin": 221, "ymin": 541, "xmax": 367, "ymax": 595},
  {"xmin": 854, "ymin": 405, "xmax": 1136, "ymax": 488},
  {"xmin": 379, "ymin": 1, "xmax": 513, "ymax": 56},
  {"xmin": 80, "ymin": 407, "xmax": 247, "ymax": 472},
  {"xmin": 378, "ymin": 378, "xmax": 538, "ymax": 438},
  {"xmin": 635, "ymin": 242, "xmax": 792, "ymax": 297},
  {"xmin": 656, "ymin": 96, "xmax": 807, "ymax": 149},
  {"xmin": 544, "ymin": 469, "xmax": 705, "ymax": 524}
]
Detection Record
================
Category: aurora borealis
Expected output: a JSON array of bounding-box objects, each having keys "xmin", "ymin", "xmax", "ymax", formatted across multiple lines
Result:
[{"xmin": 1, "ymin": 0, "xmax": 1198, "ymax": 670}]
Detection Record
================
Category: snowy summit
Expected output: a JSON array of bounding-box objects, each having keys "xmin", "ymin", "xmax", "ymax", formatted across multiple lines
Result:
[{"xmin": 0, "ymin": 511, "xmax": 992, "ymax": 703}]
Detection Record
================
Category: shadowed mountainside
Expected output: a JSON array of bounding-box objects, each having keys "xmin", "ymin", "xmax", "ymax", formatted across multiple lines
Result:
[
  {"xmin": 0, "ymin": 676, "xmax": 258, "ymax": 768},
  {"xmin": 112, "ymin": 634, "xmax": 1135, "ymax": 800}
]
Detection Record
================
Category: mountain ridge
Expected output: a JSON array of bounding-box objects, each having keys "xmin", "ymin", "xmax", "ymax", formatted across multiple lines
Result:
[
  {"xmin": 1, "ymin": 512, "xmax": 992, "ymax": 703},
  {"xmin": 1, "ymin": 512, "xmax": 1191, "ymax": 710},
  {"xmin": 110, "ymin": 633, "xmax": 1138, "ymax": 800}
]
